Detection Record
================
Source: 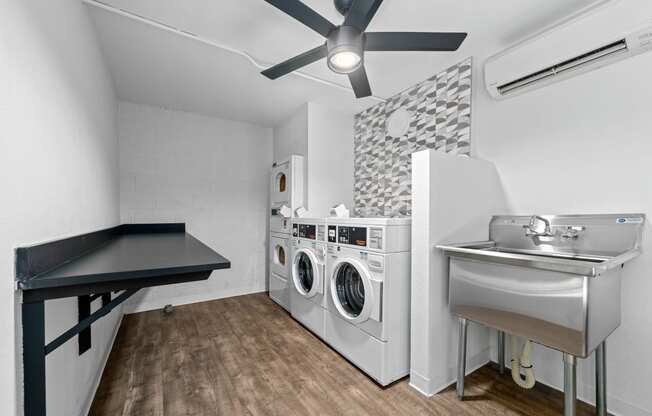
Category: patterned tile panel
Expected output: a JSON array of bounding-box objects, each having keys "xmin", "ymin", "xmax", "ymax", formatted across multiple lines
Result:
[{"xmin": 353, "ymin": 58, "xmax": 472, "ymax": 217}]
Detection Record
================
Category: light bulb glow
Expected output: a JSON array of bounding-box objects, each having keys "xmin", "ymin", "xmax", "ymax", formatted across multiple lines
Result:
[{"xmin": 329, "ymin": 51, "xmax": 361, "ymax": 73}]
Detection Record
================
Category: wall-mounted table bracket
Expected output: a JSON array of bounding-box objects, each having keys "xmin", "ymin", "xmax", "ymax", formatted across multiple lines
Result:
[
  {"xmin": 77, "ymin": 295, "xmax": 91, "ymax": 355},
  {"xmin": 52, "ymin": 290, "xmax": 137, "ymax": 356},
  {"xmin": 101, "ymin": 292, "xmax": 111, "ymax": 306},
  {"xmin": 78, "ymin": 292, "xmax": 113, "ymax": 353}
]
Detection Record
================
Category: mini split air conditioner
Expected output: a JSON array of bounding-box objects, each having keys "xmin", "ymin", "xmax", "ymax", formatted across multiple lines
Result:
[{"xmin": 485, "ymin": 1, "xmax": 652, "ymax": 100}]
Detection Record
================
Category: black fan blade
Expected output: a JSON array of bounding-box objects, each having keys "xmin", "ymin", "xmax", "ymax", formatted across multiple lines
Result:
[
  {"xmin": 348, "ymin": 65, "xmax": 372, "ymax": 98},
  {"xmin": 365, "ymin": 32, "xmax": 467, "ymax": 51},
  {"xmin": 262, "ymin": 44, "xmax": 327, "ymax": 79},
  {"xmin": 344, "ymin": 0, "xmax": 383, "ymax": 32},
  {"xmin": 265, "ymin": 0, "xmax": 336, "ymax": 38}
]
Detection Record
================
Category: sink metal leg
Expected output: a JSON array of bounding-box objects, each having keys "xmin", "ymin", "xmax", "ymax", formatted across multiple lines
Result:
[
  {"xmin": 457, "ymin": 318, "xmax": 468, "ymax": 400},
  {"xmin": 563, "ymin": 353, "xmax": 577, "ymax": 416},
  {"xmin": 497, "ymin": 330, "xmax": 505, "ymax": 375},
  {"xmin": 596, "ymin": 342, "xmax": 607, "ymax": 416}
]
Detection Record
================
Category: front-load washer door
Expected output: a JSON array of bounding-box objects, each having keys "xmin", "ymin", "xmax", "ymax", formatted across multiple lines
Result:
[
  {"xmin": 292, "ymin": 248, "xmax": 322, "ymax": 298},
  {"xmin": 330, "ymin": 258, "xmax": 381, "ymax": 325}
]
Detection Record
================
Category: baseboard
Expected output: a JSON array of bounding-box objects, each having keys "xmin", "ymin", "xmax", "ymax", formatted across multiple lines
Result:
[
  {"xmin": 81, "ymin": 311, "xmax": 124, "ymax": 416},
  {"xmin": 408, "ymin": 370, "xmax": 433, "ymax": 396},
  {"xmin": 124, "ymin": 285, "xmax": 267, "ymax": 314},
  {"xmin": 409, "ymin": 348, "xmax": 490, "ymax": 396}
]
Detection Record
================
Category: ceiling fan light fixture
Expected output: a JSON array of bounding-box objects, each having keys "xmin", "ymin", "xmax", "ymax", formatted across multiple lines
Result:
[
  {"xmin": 326, "ymin": 26, "xmax": 364, "ymax": 74},
  {"xmin": 328, "ymin": 49, "xmax": 361, "ymax": 73}
]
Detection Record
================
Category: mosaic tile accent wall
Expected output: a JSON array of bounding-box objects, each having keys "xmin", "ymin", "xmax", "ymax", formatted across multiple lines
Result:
[{"xmin": 353, "ymin": 58, "xmax": 472, "ymax": 217}]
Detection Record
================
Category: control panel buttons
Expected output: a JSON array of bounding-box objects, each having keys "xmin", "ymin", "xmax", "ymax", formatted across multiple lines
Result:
[
  {"xmin": 328, "ymin": 225, "xmax": 337, "ymax": 243},
  {"xmin": 369, "ymin": 227, "xmax": 383, "ymax": 249}
]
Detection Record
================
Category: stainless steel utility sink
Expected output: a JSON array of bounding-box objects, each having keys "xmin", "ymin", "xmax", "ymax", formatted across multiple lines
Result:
[
  {"xmin": 438, "ymin": 214, "xmax": 645, "ymax": 358},
  {"xmin": 438, "ymin": 214, "xmax": 645, "ymax": 416}
]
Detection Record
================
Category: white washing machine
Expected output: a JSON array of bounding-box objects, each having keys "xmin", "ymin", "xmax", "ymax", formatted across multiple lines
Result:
[
  {"xmin": 324, "ymin": 217, "xmax": 411, "ymax": 386},
  {"xmin": 290, "ymin": 218, "xmax": 327, "ymax": 338},
  {"xmin": 269, "ymin": 233, "xmax": 291, "ymax": 309}
]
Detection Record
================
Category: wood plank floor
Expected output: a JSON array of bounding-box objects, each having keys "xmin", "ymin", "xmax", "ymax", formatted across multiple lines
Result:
[{"xmin": 90, "ymin": 293, "xmax": 597, "ymax": 416}]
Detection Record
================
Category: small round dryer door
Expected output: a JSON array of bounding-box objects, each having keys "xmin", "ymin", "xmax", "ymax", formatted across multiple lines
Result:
[
  {"xmin": 292, "ymin": 248, "xmax": 321, "ymax": 298},
  {"xmin": 330, "ymin": 258, "xmax": 374, "ymax": 324},
  {"xmin": 275, "ymin": 245, "xmax": 286, "ymax": 266}
]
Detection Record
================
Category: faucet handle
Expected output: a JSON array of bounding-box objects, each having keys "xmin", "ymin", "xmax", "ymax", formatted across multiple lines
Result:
[{"xmin": 560, "ymin": 225, "xmax": 585, "ymax": 239}]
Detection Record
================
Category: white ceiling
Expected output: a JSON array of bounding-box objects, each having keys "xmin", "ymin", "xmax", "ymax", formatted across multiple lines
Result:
[{"xmin": 86, "ymin": 0, "xmax": 599, "ymax": 126}]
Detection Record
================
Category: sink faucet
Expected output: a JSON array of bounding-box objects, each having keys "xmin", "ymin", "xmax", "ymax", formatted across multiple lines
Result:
[
  {"xmin": 560, "ymin": 225, "xmax": 585, "ymax": 239},
  {"xmin": 524, "ymin": 215, "xmax": 554, "ymax": 237}
]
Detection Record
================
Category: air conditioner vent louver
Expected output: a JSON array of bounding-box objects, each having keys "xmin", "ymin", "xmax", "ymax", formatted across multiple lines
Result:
[
  {"xmin": 497, "ymin": 39, "xmax": 628, "ymax": 96},
  {"xmin": 485, "ymin": 3, "xmax": 652, "ymax": 101}
]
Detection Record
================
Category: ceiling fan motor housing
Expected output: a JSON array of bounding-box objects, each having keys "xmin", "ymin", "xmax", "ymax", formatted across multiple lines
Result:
[
  {"xmin": 334, "ymin": 0, "xmax": 355, "ymax": 16},
  {"xmin": 326, "ymin": 26, "xmax": 365, "ymax": 73}
]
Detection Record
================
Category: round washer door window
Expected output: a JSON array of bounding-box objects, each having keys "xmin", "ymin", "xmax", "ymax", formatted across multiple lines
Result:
[
  {"xmin": 296, "ymin": 252, "xmax": 314, "ymax": 293},
  {"xmin": 335, "ymin": 263, "xmax": 365, "ymax": 317}
]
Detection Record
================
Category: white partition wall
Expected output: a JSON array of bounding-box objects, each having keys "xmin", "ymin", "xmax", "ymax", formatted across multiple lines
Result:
[
  {"xmin": 410, "ymin": 149, "xmax": 508, "ymax": 396},
  {"xmin": 273, "ymin": 103, "xmax": 353, "ymax": 217}
]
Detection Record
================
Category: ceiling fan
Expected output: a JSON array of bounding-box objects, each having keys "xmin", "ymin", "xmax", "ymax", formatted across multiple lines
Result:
[{"xmin": 261, "ymin": 0, "xmax": 467, "ymax": 98}]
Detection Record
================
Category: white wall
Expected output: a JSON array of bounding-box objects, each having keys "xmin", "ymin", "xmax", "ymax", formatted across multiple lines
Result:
[
  {"xmin": 273, "ymin": 103, "xmax": 354, "ymax": 216},
  {"xmin": 0, "ymin": 1, "xmax": 121, "ymax": 415},
  {"xmin": 273, "ymin": 105, "xmax": 308, "ymax": 164},
  {"xmin": 119, "ymin": 101, "xmax": 273, "ymax": 313},
  {"xmin": 410, "ymin": 150, "xmax": 508, "ymax": 395},
  {"xmin": 306, "ymin": 103, "xmax": 354, "ymax": 216},
  {"xmin": 472, "ymin": 1, "xmax": 652, "ymax": 414}
]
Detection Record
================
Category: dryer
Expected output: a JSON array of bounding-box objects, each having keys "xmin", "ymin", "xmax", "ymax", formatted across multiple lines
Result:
[
  {"xmin": 269, "ymin": 233, "xmax": 291, "ymax": 308},
  {"xmin": 324, "ymin": 217, "xmax": 411, "ymax": 386},
  {"xmin": 270, "ymin": 155, "xmax": 304, "ymax": 235},
  {"xmin": 290, "ymin": 218, "xmax": 327, "ymax": 338}
]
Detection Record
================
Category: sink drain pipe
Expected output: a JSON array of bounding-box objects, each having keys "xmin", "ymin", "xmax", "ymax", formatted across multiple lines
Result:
[{"xmin": 511, "ymin": 336, "xmax": 536, "ymax": 389}]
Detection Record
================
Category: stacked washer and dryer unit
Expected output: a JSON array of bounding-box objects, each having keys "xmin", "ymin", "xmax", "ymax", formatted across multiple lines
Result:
[
  {"xmin": 268, "ymin": 155, "xmax": 304, "ymax": 311},
  {"xmin": 288, "ymin": 215, "xmax": 412, "ymax": 385}
]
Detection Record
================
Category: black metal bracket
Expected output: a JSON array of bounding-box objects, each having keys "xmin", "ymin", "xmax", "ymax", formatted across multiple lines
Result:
[
  {"xmin": 77, "ymin": 295, "xmax": 91, "ymax": 355},
  {"xmin": 46, "ymin": 290, "xmax": 137, "ymax": 356},
  {"xmin": 22, "ymin": 289, "xmax": 137, "ymax": 416},
  {"xmin": 77, "ymin": 292, "xmax": 113, "ymax": 355}
]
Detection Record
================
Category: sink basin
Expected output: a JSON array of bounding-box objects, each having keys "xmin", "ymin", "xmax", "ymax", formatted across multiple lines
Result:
[
  {"xmin": 438, "ymin": 214, "xmax": 645, "ymax": 357},
  {"xmin": 437, "ymin": 240, "xmax": 636, "ymax": 277}
]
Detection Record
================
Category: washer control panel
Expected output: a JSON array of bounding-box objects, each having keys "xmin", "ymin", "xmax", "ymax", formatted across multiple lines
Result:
[
  {"xmin": 293, "ymin": 223, "xmax": 316, "ymax": 239},
  {"xmin": 328, "ymin": 225, "xmax": 385, "ymax": 250},
  {"xmin": 337, "ymin": 226, "xmax": 367, "ymax": 247}
]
